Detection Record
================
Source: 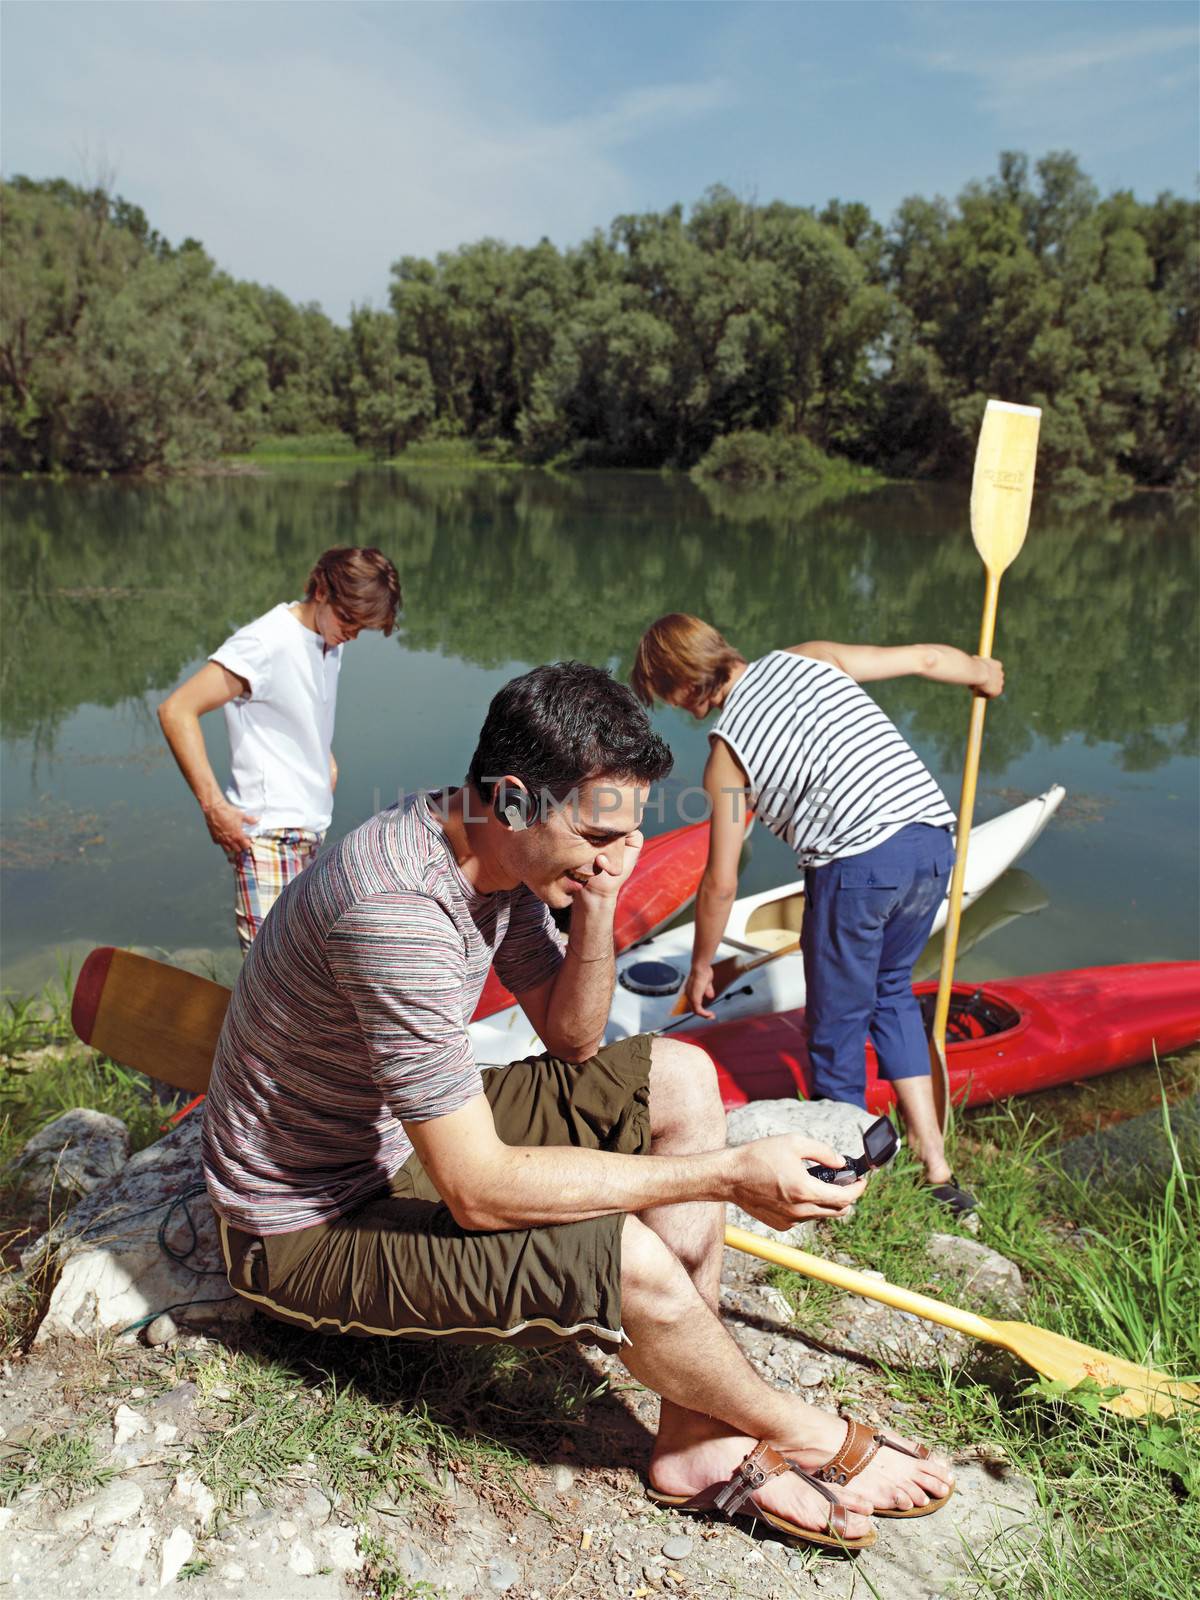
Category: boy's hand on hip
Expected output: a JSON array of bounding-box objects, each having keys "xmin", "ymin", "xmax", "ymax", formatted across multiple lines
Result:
[{"xmin": 203, "ymin": 798, "xmax": 258, "ymax": 855}]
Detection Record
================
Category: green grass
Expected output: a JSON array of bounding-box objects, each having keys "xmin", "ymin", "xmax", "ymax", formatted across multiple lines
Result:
[
  {"xmin": 0, "ymin": 958, "xmax": 75, "ymax": 1058},
  {"xmin": 0, "ymin": 1048, "xmax": 180, "ymax": 1180},
  {"xmin": 0, "ymin": 1418, "xmax": 116, "ymax": 1508},
  {"xmin": 768, "ymin": 1081, "xmax": 1200, "ymax": 1600},
  {"xmin": 228, "ymin": 434, "xmax": 523, "ymax": 470},
  {"xmin": 358, "ymin": 1534, "xmax": 446, "ymax": 1600},
  {"xmin": 234, "ymin": 431, "xmax": 368, "ymax": 462},
  {"xmin": 0, "ymin": 962, "xmax": 181, "ymax": 1185},
  {"xmin": 179, "ymin": 1321, "xmax": 596, "ymax": 1522}
]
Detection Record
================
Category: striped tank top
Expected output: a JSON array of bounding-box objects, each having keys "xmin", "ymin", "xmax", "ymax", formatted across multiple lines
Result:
[{"xmin": 711, "ymin": 651, "xmax": 954, "ymax": 868}]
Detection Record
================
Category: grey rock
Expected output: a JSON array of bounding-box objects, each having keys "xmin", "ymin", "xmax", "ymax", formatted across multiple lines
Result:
[
  {"xmin": 315, "ymin": 1525, "xmax": 362, "ymax": 1573},
  {"xmin": 797, "ymin": 1364, "xmax": 825, "ymax": 1387},
  {"xmin": 926, "ymin": 1233, "xmax": 1026, "ymax": 1312},
  {"xmin": 14, "ymin": 1110, "xmax": 130, "ymax": 1206},
  {"xmin": 144, "ymin": 1313, "xmax": 179, "ymax": 1346},
  {"xmin": 297, "ymin": 1486, "xmax": 333, "ymax": 1522},
  {"xmin": 159, "ymin": 1526, "xmax": 195, "ymax": 1588},
  {"xmin": 487, "ymin": 1556, "xmax": 522, "ymax": 1591},
  {"xmin": 112, "ymin": 1402, "xmax": 148, "ymax": 1446},
  {"xmin": 20, "ymin": 1117, "xmax": 251, "ymax": 1340},
  {"xmin": 287, "ymin": 1540, "xmax": 316, "ymax": 1576},
  {"xmin": 801, "ymin": 1243, "xmax": 1027, "ymax": 1375},
  {"xmin": 550, "ymin": 1464, "xmax": 575, "ymax": 1493},
  {"xmin": 168, "ymin": 1469, "xmax": 218, "ymax": 1530},
  {"xmin": 109, "ymin": 1524, "xmax": 153, "ymax": 1572},
  {"xmin": 91, "ymin": 1479, "xmax": 145, "ymax": 1529},
  {"xmin": 725, "ymin": 1097, "xmax": 875, "ymax": 1152},
  {"xmin": 53, "ymin": 1496, "xmax": 99, "ymax": 1534},
  {"xmin": 661, "ymin": 1536, "xmax": 693, "ymax": 1560},
  {"xmin": 817, "ymin": 1291, "xmax": 972, "ymax": 1372},
  {"xmin": 149, "ymin": 1381, "xmax": 199, "ymax": 1418}
]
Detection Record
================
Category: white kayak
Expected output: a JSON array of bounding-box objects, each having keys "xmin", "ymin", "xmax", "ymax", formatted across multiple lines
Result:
[{"xmin": 469, "ymin": 785, "xmax": 1065, "ymax": 1065}]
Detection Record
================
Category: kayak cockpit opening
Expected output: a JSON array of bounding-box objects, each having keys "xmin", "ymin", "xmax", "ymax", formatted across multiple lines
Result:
[{"xmin": 919, "ymin": 988, "xmax": 1022, "ymax": 1043}]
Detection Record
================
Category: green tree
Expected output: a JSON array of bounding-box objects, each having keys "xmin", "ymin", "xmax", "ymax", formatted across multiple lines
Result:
[{"xmin": 346, "ymin": 308, "xmax": 434, "ymax": 456}]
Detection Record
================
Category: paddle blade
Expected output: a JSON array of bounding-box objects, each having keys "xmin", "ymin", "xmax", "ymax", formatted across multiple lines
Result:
[
  {"xmin": 72, "ymin": 946, "xmax": 230, "ymax": 1095},
  {"xmin": 988, "ymin": 1320, "xmax": 1200, "ymax": 1420},
  {"xmin": 971, "ymin": 400, "xmax": 1041, "ymax": 577},
  {"xmin": 725, "ymin": 1226, "xmax": 1199, "ymax": 1422}
]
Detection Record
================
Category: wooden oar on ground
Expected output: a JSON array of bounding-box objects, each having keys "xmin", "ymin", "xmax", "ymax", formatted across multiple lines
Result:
[
  {"xmin": 930, "ymin": 399, "xmax": 1042, "ymax": 1130},
  {"xmin": 73, "ymin": 945, "xmax": 1198, "ymax": 1421},
  {"xmin": 725, "ymin": 1225, "xmax": 1199, "ymax": 1421}
]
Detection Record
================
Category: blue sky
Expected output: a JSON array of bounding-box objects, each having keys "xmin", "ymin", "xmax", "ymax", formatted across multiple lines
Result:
[{"xmin": 2, "ymin": 1, "xmax": 1196, "ymax": 322}]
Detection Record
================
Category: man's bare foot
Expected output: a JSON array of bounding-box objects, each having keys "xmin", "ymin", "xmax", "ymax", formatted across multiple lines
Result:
[
  {"xmin": 648, "ymin": 1426, "xmax": 873, "ymax": 1542},
  {"xmin": 782, "ymin": 1415, "xmax": 954, "ymax": 1513}
]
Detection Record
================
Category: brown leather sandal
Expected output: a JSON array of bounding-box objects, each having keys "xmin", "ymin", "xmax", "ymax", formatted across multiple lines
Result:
[
  {"xmin": 646, "ymin": 1439, "xmax": 876, "ymax": 1550},
  {"xmin": 811, "ymin": 1417, "xmax": 953, "ymax": 1518}
]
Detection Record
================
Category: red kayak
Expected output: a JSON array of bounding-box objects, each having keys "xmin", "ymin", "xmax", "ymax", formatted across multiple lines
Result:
[
  {"xmin": 471, "ymin": 818, "xmax": 711, "ymax": 1021},
  {"xmin": 699, "ymin": 963, "xmax": 1200, "ymax": 1113}
]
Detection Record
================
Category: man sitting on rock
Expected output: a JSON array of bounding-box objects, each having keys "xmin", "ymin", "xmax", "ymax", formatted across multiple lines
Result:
[{"xmin": 201, "ymin": 661, "xmax": 953, "ymax": 1550}]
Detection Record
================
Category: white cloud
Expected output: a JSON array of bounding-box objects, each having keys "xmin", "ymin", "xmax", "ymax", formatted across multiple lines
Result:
[
  {"xmin": 0, "ymin": 4, "xmax": 734, "ymax": 320},
  {"xmin": 922, "ymin": 23, "xmax": 1198, "ymax": 103}
]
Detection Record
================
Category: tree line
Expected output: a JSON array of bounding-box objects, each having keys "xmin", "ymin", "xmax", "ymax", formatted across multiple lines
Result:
[{"xmin": 1, "ymin": 154, "xmax": 1195, "ymax": 490}]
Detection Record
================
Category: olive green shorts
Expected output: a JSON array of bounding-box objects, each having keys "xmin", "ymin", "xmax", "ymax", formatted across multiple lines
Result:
[{"xmin": 216, "ymin": 1033, "xmax": 652, "ymax": 1349}]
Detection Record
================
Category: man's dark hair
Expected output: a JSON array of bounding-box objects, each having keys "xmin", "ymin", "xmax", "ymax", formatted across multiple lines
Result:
[{"xmin": 468, "ymin": 662, "xmax": 673, "ymax": 803}]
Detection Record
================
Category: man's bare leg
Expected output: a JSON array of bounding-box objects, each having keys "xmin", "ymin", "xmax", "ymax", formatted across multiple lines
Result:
[
  {"xmin": 890, "ymin": 1075, "xmax": 953, "ymax": 1184},
  {"xmin": 619, "ymin": 1217, "xmax": 952, "ymax": 1527},
  {"xmin": 642, "ymin": 1037, "xmax": 726, "ymax": 1309},
  {"xmin": 632, "ymin": 1041, "xmax": 952, "ymax": 1522}
]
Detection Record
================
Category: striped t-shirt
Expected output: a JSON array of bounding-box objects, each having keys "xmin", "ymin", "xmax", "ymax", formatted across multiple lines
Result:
[
  {"xmin": 711, "ymin": 651, "xmax": 954, "ymax": 868},
  {"xmin": 201, "ymin": 793, "xmax": 565, "ymax": 1234}
]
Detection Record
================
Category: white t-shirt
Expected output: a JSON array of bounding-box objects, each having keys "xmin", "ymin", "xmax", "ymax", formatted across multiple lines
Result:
[{"xmin": 210, "ymin": 603, "xmax": 342, "ymax": 834}]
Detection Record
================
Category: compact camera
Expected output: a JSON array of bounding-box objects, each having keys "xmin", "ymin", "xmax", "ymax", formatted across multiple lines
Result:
[{"xmin": 806, "ymin": 1114, "xmax": 899, "ymax": 1186}]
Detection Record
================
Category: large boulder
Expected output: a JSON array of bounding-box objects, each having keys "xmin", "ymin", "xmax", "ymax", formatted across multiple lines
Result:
[
  {"xmin": 20, "ymin": 1115, "xmax": 251, "ymax": 1341},
  {"xmin": 13, "ymin": 1109, "xmax": 130, "ymax": 1208}
]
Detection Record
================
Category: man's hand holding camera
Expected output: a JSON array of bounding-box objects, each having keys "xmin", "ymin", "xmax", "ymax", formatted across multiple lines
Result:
[{"xmin": 729, "ymin": 1135, "xmax": 868, "ymax": 1228}]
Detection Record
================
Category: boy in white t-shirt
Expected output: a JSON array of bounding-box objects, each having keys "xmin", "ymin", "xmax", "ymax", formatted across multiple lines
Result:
[{"xmin": 158, "ymin": 547, "xmax": 401, "ymax": 952}]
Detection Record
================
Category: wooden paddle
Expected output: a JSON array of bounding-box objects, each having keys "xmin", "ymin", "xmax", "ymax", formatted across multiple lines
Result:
[
  {"xmin": 930, "ymin": 400, "xmax": 1041, "ymax": 1130},
  {"xmin": 725, "ymin": 1225, "xmax": 1199, "ymax": 1421},
  {"xmin": 72, "ymin": 946, "xmax": 228, "ymax": 1096},
  {"xmin": 668, "ymin": 936, "xmax": 802, "ymax": 1017},
  {"xmin": 73, "ymin": 945, "xmax": 1198, "ymax": 1422}
]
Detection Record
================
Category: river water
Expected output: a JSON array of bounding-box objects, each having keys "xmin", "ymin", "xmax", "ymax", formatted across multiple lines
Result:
[{"xmin": 1, "ymin": 465, "xmax": 1196, "ymax": 991}]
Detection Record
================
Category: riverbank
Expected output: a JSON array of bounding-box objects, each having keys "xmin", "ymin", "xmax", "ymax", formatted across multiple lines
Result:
[{"xmin": 2, "ymin": 982, "xmax": 1197, "ymax": 1597}]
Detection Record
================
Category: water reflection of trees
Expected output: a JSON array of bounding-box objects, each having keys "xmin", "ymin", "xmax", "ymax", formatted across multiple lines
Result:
[{"xmin": 1, "ymin": 471, "xmax": 1195, "ymax": 772}]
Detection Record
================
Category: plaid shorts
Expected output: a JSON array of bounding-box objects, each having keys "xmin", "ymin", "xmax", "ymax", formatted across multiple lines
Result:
[{"xmin": 231, "ymin": 829, "xmax": 323, "ymax": 954}]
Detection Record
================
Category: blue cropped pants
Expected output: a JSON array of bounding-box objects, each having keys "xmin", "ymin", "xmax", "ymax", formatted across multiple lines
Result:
[{"xmin": 801, "ymin": 823, "xmax": 955, "ymax": 1107}]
